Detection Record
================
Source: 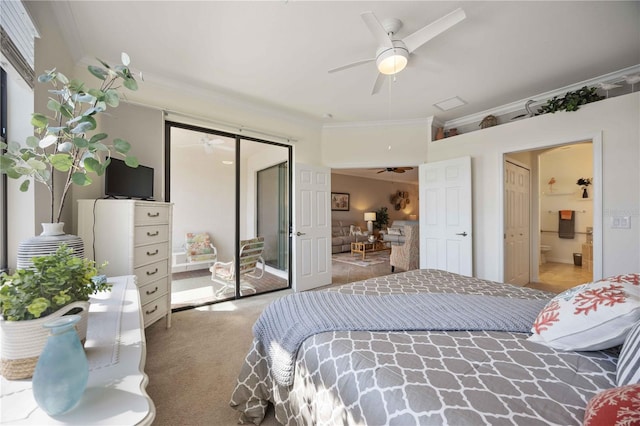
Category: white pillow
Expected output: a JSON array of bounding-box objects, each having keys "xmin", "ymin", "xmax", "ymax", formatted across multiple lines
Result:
[
  {"xmin": 528, "ymin": 274, "xmax": 640, "ymax": 351},
  {"xmin": 387, "ymin": 227, "xmax": 402, "ymax": 236},
  {"xmin": 617, "ymin": 320, "xmax": 640, "ymax": 386},
  {"xmin": 349, "ymin": 225, "xmax": 362, "ymax": 236}
]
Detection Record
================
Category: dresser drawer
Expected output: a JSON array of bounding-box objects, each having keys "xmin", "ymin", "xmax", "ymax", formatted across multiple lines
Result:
[
  {"xmin": 139, "ymin": 276, "xmax": 169, "ymax": 306},
  {"xmin": 135, "ymin": 225, "xmax": 169, "ymax": 246},
  {"xmin": 134, "ymin": 242, "xmax": 169, "ymax": 267},
  {"xmin": 135, "ymin": 259, "xmax": 169, "ymax": 286},
  {"xmin": 135, "ymin": 204, "xmax": 170, "ymax": 225},
  {"xmin": 142, "ymin": 294, "xmax": 168, "ymax": 327}
]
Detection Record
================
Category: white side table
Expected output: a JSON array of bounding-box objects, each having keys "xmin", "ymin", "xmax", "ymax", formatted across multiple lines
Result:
[{"xmin": 1, "ymin": 275, "xmax": 154, "ymax": 425}]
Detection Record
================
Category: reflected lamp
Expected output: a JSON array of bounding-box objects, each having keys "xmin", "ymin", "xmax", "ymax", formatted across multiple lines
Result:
[{"xmin": 364, "ymin": 212, "xmax": 376, "ymax": 234}]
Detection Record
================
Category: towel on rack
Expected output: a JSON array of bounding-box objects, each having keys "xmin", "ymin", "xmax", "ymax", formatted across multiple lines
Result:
[
  {"xmin": 560, "ymin": 210, "xmax": 573, "ymax": 220},
  {"xmin": 558, "ymin": 210, "xmax": 575, "ymax": 239}
]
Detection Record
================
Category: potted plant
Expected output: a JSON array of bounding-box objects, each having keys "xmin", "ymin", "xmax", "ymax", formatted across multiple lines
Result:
[
  {"xmin": 537, "ymin": 86, "xmax": 603, "ymax": 114},
  {"xmin": 0, "ymin": 245, "xmax": 109, "ymax": 380},
  {"xmin": 577, "ymin": 177, "xmax": 592, "ymax": 198},
  {"xmin": 374, "ymin": 206, "xmax": 390, "ymax": 231},
  {"xmin": 0, "ymin": 52, "xmax": 140, "ymax": 229}
]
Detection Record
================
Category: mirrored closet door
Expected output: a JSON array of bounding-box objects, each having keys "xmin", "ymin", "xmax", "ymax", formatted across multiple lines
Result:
[{"xmin": 166, "ymin": 122, "xmax": 291, "ymax": 310}]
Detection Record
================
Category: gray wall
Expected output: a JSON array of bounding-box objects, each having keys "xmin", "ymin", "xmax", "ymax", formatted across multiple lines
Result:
[{"xmin": 331, "ymin": 173, "xmax": 418, "ymax": 228}]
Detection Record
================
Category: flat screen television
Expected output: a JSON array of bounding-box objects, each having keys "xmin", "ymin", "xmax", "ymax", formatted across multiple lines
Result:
[{"xmin": 104, "ymin": 157, "xmax": 154, "ymax": 200}]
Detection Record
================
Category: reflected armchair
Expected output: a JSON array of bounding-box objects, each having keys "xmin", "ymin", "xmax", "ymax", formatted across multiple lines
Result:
[
  {"xmin": 210, "ymin": 236, "xmax": 265, "ymax": 297},
  {"xmin": 390, "ymin": 225, "xmax": 419, "ymax": 272},
  {"xmin": 185, "ymin": 232, "xmax": 217, "ymax": 265}
]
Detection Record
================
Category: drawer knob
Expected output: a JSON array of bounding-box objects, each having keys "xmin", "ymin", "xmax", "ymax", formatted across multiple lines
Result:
[
  {"xmin": 147, "ymin": 231, "xmax": 159, "ymax": 237},
  {"xmin": 147, "ymin": 249, "xmax": 159, "ymax": 256},
  {"xmin": 146, "ymin": 305, "xmax": 158, "ymax": 315},
  {"xmin": 146, "ymin": 268, "xmax": 158, "ymax": 276},
  {"xmin": 147, "ymin": 212, "xmax": 160, "ymax": 218},
  {"xmin": 146, "ymin": 286, "xmax": 158, "ymax": 295}
]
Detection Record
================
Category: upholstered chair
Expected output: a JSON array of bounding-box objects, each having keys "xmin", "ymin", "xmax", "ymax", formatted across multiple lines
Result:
[{"xmin": 390, "ymin": 225, "xmax": 419, "ymax": 272}]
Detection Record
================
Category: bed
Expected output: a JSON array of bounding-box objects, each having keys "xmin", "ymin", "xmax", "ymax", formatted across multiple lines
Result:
[{"xmin": 230, "ymin": 269, "xmax": 623, "ymax": 425}]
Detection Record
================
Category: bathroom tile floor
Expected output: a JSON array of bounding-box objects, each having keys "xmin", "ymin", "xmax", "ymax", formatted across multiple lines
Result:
[{"xmin": 526, "ymin": 261, "xmax": 593, "ymax": 294}]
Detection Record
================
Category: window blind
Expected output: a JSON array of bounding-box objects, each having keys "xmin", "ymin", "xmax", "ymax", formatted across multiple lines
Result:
[{"xmin": 0, "ymin": 0, "xmax": 39, "ymax": 87}]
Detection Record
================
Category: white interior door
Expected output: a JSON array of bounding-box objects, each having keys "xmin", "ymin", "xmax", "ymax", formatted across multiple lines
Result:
[
  {"xmin": 293, "ymin": 163, "xmax": 332, "ymax": 291},
  {"xmin": 504, "ymin": 160, "xmax": 530, "ymax": 285},
  {"xmin": 419, "ymin": 156, "xmax": 473, "ymax": 276}
]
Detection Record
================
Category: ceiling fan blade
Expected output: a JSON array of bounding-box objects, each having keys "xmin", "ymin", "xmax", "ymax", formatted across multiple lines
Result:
[
  {"xmin": 328, "ymin": 58, "xmax": 376, "ymax": 74},
  {"xmin": 395, "ymin": 169, "xmax": 406, "ymax": 173},
  {"xmin": 361, "ymin": 11, "xmax": 394, "ymax": 49},
  {"xmin": 402, "ymin": 8, "xmax": 466, "ymax": 53},
  {"xmin": 371, "ymin": 72, "xmax": 385, "ymax": 95},
  {"xmin": 377, "ymin": 170, "xmax": 385, "ymax": 174}
]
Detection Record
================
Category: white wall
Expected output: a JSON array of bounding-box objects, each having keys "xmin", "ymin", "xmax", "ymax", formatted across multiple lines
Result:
[
  {"xmin": 4, "ymin": 66, "xmax": 35, "ymax": 271},
  {"xmin": 426, "ymin": 93, "xmax": 640, "ymax": 281},
  {"xmin": 170, "ymin": 129, "xmax": 236, "ymax": 261},
  {"xmin": 29, "ymin": 1, "xmax": 75, "ymax": 230},
  {"xmin": 322, "ymin": 119, "xmax": 431, "ymax": 168}
]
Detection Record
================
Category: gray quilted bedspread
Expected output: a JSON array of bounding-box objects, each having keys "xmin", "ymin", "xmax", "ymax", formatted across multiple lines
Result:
[
  {"xmin": 254, "ymin": 292, "xmax": 548, "ymax": 387},
  {"xmin": 231, "ymin": 269, "xmax": 619, "ymax": 425}
]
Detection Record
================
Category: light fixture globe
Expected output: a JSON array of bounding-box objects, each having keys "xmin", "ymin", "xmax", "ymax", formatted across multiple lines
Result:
[{"xmin": 376, "ymin": 41, "xmax": 408, "ymax": 75}]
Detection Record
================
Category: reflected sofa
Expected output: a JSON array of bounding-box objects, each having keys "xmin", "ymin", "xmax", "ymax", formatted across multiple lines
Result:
[{"xmin": 332, "ymin": 221, "xmax": 368, "ymax": 253}]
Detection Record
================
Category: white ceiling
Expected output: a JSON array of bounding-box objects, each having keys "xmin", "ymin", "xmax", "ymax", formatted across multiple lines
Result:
[{"xmin": 40, "ymin": 1, "xmax": 639, "ymax": 127}]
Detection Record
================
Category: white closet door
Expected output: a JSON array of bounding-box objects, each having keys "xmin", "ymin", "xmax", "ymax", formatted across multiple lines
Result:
[{"xmin": 504, "ymin": 160, "xmax": 530, "ymax": 285}]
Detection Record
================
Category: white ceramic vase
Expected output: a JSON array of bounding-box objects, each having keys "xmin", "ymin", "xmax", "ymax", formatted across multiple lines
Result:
[
  {"xmin": 40, "ymin": 222, "xmax": 66, "ymax": 236},
  {"xmin": 16, "ymin": 223, "xmax": 84, "ymax": 270}
]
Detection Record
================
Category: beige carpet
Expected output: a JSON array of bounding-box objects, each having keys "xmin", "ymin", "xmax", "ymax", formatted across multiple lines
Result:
[
  {"xmin": 145, "ymin": 257, "xmax": 394, "ymax": 425},
  {"xmin": 145, "ymin": 290, "xmax": 287, "ymax": 425}
]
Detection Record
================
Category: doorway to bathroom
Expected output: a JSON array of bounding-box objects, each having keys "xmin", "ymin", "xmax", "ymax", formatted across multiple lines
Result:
[{"xmin": 504, "ymin": 141, "xmax": 595, "ymax": 292}]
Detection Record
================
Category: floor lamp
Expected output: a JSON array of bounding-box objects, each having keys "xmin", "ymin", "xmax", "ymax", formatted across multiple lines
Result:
[{"xmin": 364, "ymin": 212, "xmax": 376, "ymax": 234}]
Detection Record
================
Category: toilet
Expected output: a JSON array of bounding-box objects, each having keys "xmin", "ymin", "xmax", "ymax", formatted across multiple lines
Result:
[{"xmin": 540, "ymin": 245, "xmax": 552, "ymax": 264}]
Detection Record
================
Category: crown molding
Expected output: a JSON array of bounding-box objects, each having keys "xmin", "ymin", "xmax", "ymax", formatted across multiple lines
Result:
[
  {"xmin": 75, "ymin": 55, "xmax": 322, "ymax": 132},
  {"xmin": 443, "ymin": 64, "xmax": 640, "ymax": 129}
]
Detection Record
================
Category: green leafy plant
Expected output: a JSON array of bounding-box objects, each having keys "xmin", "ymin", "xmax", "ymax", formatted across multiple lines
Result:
[
  {"xmin": 577, "ymin": 177, "xmax": 592, "ymax": 188},
  {"xmin": 374, "ymin": 206, "xmax": 390, "ymax": 230},
  {"xmin": 0, "ymin": 245, "xmax": 109, "ymax": 321},
  {"xmin": 0, "ymin": 53, "xmax": 141, "ymax": 223},
  {"xmin": 537, "ymin": 86, "xmax": 604, "ymax": 114}
]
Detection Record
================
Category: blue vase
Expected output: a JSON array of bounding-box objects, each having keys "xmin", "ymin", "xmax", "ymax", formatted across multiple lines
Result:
[{"xmin": 32, "ymin": 314, "xmax": 89, "ymax": 416}]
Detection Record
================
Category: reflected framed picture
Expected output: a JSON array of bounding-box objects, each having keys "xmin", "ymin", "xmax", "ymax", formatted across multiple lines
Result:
[{"xmin": 331, "ymin": 192, "xmax": 350, "ymax": 211}]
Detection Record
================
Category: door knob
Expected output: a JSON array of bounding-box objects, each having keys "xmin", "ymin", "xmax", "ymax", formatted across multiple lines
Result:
[
  {"xmin": 456, "ymin": 232, "xmax": 468, "ymax": 237},
  {"xmin": 291, "ymin": 231, "xmax": 306, "ymax": 237}
]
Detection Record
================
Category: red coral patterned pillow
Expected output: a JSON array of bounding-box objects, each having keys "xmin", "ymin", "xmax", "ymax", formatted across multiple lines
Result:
[
  {"xmin": 528, "ymin": 274, "xmax": 640, "ymax": 350},
  {"xmin": 583, "ymin": 384, "xmax": 640, "ymax": 426}
]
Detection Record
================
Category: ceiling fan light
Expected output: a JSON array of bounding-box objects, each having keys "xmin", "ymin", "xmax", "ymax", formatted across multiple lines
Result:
[{"xmin": 376, "ymin": 48, "xmax": 408, "ymax": 75}]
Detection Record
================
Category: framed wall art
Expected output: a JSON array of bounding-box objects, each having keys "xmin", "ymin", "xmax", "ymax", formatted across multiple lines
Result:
[{"xmin": 331, "ymin": 192, "xmax": 350, "ymax": 211}]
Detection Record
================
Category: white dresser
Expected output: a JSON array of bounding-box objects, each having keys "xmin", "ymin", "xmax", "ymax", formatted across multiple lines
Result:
[{"xmin": 77, "ymin": 199, "xmax": 172, "ymax": 328}]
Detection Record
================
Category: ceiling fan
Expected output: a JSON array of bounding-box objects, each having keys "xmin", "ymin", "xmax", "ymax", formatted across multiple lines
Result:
[
  {"xmin": 375, "ymin": 167, "xmax": 414, "ymax": 174},
  {"xmin": 329, "ymin": 8, "xmax": 466, "ymax": 94},
  {"xmin": 176, "ymin": 136, "xmax": 233, "ymax": 154}
]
